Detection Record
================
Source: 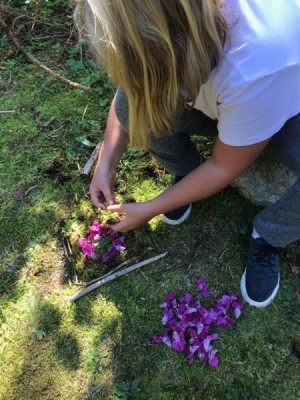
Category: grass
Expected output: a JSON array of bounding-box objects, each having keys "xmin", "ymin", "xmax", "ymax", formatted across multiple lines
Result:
[{"xmin": 1, "ymin": 8, "xmax": 300, "ymax": 399}]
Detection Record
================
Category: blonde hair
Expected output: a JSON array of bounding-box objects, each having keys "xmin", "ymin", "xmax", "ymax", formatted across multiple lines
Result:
[{"xmin": 75, "ymin": 0, "xmax": 227, "ymax": 149}]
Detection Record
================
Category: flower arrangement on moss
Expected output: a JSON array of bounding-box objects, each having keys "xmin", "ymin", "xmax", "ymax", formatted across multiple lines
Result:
[
  {"xmin": 153, "ymin": 278, "xmax": 244, "ymax": 368},
  {"xmin": 78, "ymin": 220, "xmax": 126, "ymax": 262}
]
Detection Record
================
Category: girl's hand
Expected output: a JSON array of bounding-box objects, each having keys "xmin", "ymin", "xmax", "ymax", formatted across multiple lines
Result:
[
  {"xmin": 90, "ymin": 167, "xmax": 116, "ymax": 208},
  {"xmin": 107, "ymin": 202, "xmax": 155, "ymax": 232}
]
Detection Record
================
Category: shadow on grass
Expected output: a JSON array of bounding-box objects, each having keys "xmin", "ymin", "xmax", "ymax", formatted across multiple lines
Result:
[
  {"xmin": 38, "ymin": 301, "xmax": 81, "ymax": 370},
  {"xmin": 2, "ymin": 297, "xmax": 82, "ymax": 400}
]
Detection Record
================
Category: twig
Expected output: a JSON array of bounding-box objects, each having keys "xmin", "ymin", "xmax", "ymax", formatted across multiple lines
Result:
[
  {"xmin": 48, "ymin": 123, "xmax": 66, "ymax": 138},
  {"xmin": 86, "ymin": 247, "xmax": 152, "ymax": 286},
  {"xmin": 80, "ymin": 141, "xmax": 102, "ymax": 175},
  {"xmin": 24, "ymin": 184, "xmax": 38, "ymax": 197},
  {"xmin": 61, "ymin": 235, "xmax": 78, "ymax": 286},
  {"xmin": 41, "ymin": 116, "xmax": 56, "ymax": 127},
  {"xmin": 68, "ymin": 252, "xmax": 168, "ymax": 301},
  {"xmin": 0, "ymin": 16, "xmax": 92, "ymax": 93},
  {"xmin": 0, "ymin": 110, "xmax": 16, "ymax": 113}
]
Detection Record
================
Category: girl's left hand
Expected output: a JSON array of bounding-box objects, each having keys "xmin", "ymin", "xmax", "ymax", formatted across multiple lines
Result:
[{"xmin": 107, "ymin": 201, "xmax": 155, "ymax": 232}]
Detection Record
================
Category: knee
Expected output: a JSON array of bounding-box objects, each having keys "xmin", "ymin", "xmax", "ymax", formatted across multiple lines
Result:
[
  {"xmin": 267, "ymin": 114, "xmax": 300, "ymax": 176},
  {"xmin": 114, "ymin": 89, "xmax": 129, "ymax": 131}
]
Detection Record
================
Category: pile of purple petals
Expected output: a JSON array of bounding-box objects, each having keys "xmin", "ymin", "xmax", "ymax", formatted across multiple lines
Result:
[
  {"xmin": 153, "ymin": 278, "xmax": 244, "ymax": 368},
  {"xmin": 78, "ymin": 220, "xmax": 126, "ymax": 262}
]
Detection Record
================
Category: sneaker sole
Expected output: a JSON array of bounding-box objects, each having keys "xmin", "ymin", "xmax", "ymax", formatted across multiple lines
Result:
[
  {"xmin": 161, "ymin": 204, "xmax": 192, "ymax": 226},
  {"xmin": 240, "ymin": 270, "xmax": 280, "ymax": 308}
]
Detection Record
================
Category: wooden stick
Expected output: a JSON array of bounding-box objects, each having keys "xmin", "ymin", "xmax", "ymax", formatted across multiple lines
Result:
[
  {"xmin": 68, "ymin": 252, "xmax": 167, "ymax": 302},
  {"xmin": 80, "ymin": 141, "xmax": 102, "ymax": 175},
  {"xmin": 86, "ymin": 247, "xmax": 152, "ymax": 286},
  {"xmin": 0, "ymin": 16, "xmax": 92, "ymax": 93}
]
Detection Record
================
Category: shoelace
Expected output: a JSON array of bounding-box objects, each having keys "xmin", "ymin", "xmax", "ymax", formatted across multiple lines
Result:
[{"xmin": 252, "ymin": 240, "xmax": 279, "ymax": 268}]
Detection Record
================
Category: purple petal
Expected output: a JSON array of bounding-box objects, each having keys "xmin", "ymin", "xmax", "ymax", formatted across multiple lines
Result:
[
  {"xmin": 180, "ymin": 293, "xmax": 193, "ymax": 304},
  {"xmin": 233, "ymin": 307, "xmax": 241, "ymax": 318},
  {"xmin": 224, "ymin": 315, "xmax": 235, "ymax": 327},
  {"xmin": 113, "ymin": 244, "xmax": 124, "ymax": 251},
  {"xmin": 81, "ymin": 243, "xmax": 96, "ymax": 258},
  {"xmin": 188, "ymin": 353, "xmax": 195, "ymax": 364},
  {"xmin": 197, "ymin": 278, "xmax": 210, "ymax": 297},
  {"xmin": 162, "ymin": 308, "xmax": 175, "ymax": 325},
  {"xmin": 162, "ymin": 336, "xmax": 172, "ymax": 348},
  {"xmin": 208, "ymin": 352, "xmax": 219, "ymax": 368},
  {"xmin": 78, "ymin": 237, "xmax": 87, "ymax": 248},
  {"xmin": 203, "ymin": 333, "xmax": 218, "ymax": 353},
  {"xmin": 107, "ymin": 246, "xmax": 117, "ymax": 257},
  {"xmin": 165, "ymin": 292, "xmax": 176, "ymax": 304},
  {"xmin": 218, "ymin": 294, "xmax": 232, "ymax": 309},
  {"xmin": 102, "ymin": 252, "xmax": 111, "ymax": 262},
  {"xmin": 232, "ymin": 300, "xmax": 244, "ymax": 318},
  {"xmin": 197, "ymin": 351, "xmax": 206, "ymax": 361},
  {"xmin": 153, "ymin": 336, "xmax": 162, "ymax": 344},
  {"xmin": 215, "ymin": 316, "xmax": 227, "ymax": 327},
  {"xmin": 196, "ymin": 322, "xmax": 204, "ymax": 335},
  {"xmin": 172, "ymin": 331, "xmax": 186, "ymax": 352},
  {"xmin": 188, "ymin": 345, "xmax": 199, "ymax": 364},
  {"xmin": 186, "ymin": 307, "xmax": 198, "ymax": 315}
]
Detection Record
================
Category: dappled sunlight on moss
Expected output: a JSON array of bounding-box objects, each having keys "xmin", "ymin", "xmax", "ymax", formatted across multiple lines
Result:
[
  {"xmin": 90, "ymin": 294, "xmax": 123, "ymax": 326},
  {"xmin": 0, "ymin": 290, "xmax": 44, "ymax": 397},
  {"xmin": 133, "ymin": 178, "xmax": 163, "ymax": 203},
  {"xmin": 148, "ymin": 215, "xmax": 162, "ymax": 232},
  {"xmin": 66, "ymin": 220, "xmax": 86, "ymax": 244},
  {"xmin": 78, "ymin": 199, "xmax": 95, "ymax": 219}
]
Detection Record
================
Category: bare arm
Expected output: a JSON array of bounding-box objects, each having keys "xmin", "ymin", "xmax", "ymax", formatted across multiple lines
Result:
[
  {"xmin": 108, "ymin": 137, "xmax": 270, "ymax": 231},
  {"xmin": 90, "ymin": 94, "xmax": 129, "ymax": 207}
]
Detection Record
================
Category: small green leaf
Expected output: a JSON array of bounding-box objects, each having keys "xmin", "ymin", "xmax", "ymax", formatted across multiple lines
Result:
[
  {"xmin": 130, "ymin": 379, "xmax": 140, "ymax": 391},
  {"xmin": 76, "ymin": 135, "xmax": 96, "ymax": 148},
  {"xmin": 99, "ymin": 98, "xmax": 110, "ymax": 107},
  {"xmin": 282, "ymin": 290, "xmax": 292, "ymax": 302},
  {"xmin": 113, "ymin": 383, "xmax": 128, "ymax": 397},
  {"xmin": 65, "ymin": 59, "xmax": 85, "ymax": 73},
  {"xmin": 36, "ymin": 329, "xmax": 46, "ymax": 341},
  {"xmin": 99, "ymin": 351, "xmax": 109, "ymax": 358}
]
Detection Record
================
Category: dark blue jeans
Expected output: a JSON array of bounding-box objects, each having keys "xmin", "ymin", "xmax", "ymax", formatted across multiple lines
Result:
[{"xmin": 115, "ymin": 89, "xmax": 300, "ymax": 247}]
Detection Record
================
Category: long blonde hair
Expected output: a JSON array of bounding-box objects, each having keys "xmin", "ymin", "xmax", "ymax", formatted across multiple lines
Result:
[{"xmin": 75, "ymin": 0, "xmax": 227, "ymax": 149}]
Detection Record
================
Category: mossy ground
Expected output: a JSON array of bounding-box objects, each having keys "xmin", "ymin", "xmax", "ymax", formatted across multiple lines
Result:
[{"xmin": 1, "ymin": 9, "xmax": 300, "ymax": 400}]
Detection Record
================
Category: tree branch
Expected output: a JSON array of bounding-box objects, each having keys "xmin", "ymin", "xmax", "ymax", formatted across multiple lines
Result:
[{"xmin": 0, "ymin": 15, "xmax": 92, "ymax": 93}]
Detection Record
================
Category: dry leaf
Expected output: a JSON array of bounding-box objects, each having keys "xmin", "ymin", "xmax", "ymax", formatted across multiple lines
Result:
[{"xmin": 291, "ymin": 265, "xmax": 300, "ymax": 274}]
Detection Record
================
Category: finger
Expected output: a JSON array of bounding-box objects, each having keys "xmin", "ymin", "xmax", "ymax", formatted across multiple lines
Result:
[
  {"xmin": 110, "ymin": 220, "xmax": 129, "ymax": 233},
  {"xmin": 90, "ymin": 189, "xmax": 105, "ymax": 208},
  {"xmin": 107, "ymin": 204, "xmax": 126, "ymax": 213},
  {"xmin": 102, "ymin": 187, "xmax": 115, "ymax": 206}
]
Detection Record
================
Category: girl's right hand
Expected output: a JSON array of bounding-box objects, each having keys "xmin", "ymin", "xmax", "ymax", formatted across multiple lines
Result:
[{"xmin": 90, "ymin": 166, "xmax": 116, "ymax": 208}]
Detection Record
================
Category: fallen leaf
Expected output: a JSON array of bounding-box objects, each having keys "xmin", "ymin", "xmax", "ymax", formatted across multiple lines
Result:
[
  {"xmin": 15, "ymin": 191, "xmax": 25, "ymax": 201},
  {"xmin": 291, "ymin": 265, "xmax": 300, "ymax": 274}
]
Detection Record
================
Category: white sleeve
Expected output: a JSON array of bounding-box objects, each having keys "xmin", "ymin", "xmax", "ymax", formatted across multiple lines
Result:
[{"xmin": 217, "ymin": 67, "xmax": 300, "ymax": 146}]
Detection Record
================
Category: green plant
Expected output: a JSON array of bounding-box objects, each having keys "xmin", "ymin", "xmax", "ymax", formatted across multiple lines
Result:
[{"xmin": 113, "ymin": 379, "xmax": 144, "ymax": 400}]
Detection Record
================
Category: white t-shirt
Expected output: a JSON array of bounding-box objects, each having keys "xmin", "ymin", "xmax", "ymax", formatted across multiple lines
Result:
[{"xmin": 194, "ymin": 0, "xmax": 300, "ymax": 146}]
